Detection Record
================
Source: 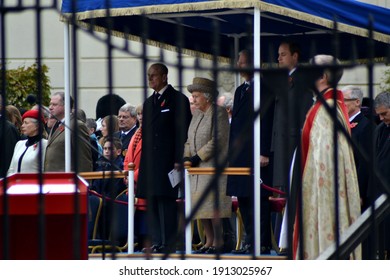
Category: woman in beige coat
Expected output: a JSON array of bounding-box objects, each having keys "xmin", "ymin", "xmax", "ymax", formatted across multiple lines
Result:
[{"xmin": 184, "ymin": 77, "xmax": 231, "ymax": 254}]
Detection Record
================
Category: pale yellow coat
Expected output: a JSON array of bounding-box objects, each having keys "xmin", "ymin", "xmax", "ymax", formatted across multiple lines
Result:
[{"xmin": 184, "ymin": 105, "xmax": 231, "ymax": 219}]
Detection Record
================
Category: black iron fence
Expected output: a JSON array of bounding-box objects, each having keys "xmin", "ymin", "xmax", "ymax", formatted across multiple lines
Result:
[{"xmin": 1, "ymin": 0, "xmax": 390, "ymax": 260}]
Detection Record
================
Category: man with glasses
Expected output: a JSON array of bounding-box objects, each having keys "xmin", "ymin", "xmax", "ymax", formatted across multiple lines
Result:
[
  {"xmin": 114, "ymin": 103, "xmax": 138, "ymax": 156},
  {"xmin": 342, "ymin": 85, "xmax": 377, "ymax": 259},
  {"xmin": 342, "ymin": 86, "xmax": 375, "ymax": 212}
]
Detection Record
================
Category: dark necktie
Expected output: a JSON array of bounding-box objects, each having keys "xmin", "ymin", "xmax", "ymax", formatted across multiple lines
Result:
[
  {"xmin": 240, "ymin": 83, "xmax": 249, "ymax": 100},
  {"xmin": 154, "ymin": 92, "xmax": 160, "ymax": 105},
  {"xmin": 288, "ymin": 75, "xmax": 293, "ymax": 88},
  {"xmin": 50, "ymin": 121, "xmax": 60, "ymax": 137}
]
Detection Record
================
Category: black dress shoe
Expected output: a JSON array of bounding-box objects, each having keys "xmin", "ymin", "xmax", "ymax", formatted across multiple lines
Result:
[
  {"xmin": 142, "ymin": 244, "xmax": 160, "ymax": 253},
  {"xmin": 205, "ymin": 246, "xmax": 224, "ymax": 254},
  {"xmin": 152, "ymin": 246, "xmax": 163, "ymax": 253},
  {"xmin": 193, "ymin": 246, "xmax": 209, "ymax": 254},
  {"xmin": 205, "ymin": 246, "xmax": 216, "ymax": 254},
  {"xmin": 261, "ymin": 246, "xmax": 271, "ymax": 255},
  {"xmin": 231, "ymin": 244, "xmax": 252, "ymax": 254},
  {"xmin": 154, "ymin": 245, "xmax": 176, "ymax": 254}
]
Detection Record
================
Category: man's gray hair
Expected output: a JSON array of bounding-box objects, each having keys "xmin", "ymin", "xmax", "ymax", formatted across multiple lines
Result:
[
  {"xmin": 119, "ymin": 103, "xmax": 137, "ymax": 117},
  {"xmin": 86, "ymin": 118, "xmax": 97, "ymax": 131},
  {"xmin": 342, "ymin": 85, "xmax": 364, "ymax": 104},
  {"xmin": 218, "ymin": 92, "xmax": 233, "ymax": 109},
  {"xmin": 374, "ymin": 91, "xmax": 390, "ymax": 109}
]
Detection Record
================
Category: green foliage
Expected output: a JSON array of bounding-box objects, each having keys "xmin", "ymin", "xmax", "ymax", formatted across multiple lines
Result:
[
  {"xmin": 0, "ymin": 63, "xmax": 51, "ymax": 109},
  {"xmin": 380, "ymin": 67, "xmax": 390, "ymax": 93}
]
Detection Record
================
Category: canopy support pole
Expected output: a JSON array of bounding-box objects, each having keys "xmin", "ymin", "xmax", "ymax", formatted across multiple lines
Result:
[
  {"xmin": 253, "ymin": 7, "xmax": 262, "ymax": 257},
  {"xmin": 64, "ymin": 22, "xmax": 71, "ymax": 172}
]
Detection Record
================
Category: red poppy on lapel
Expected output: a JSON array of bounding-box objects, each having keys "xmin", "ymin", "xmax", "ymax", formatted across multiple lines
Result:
[
  {"xmin": 58, "ymin": 125, "xmax": 65, "ymax": 132},
  {"xmin": 161, "ymin": 99, "xmax": 166, "ymax": 107},
  {"xmin": 350, "ymin": 122, "xmax": 358, "ymax": 128}
]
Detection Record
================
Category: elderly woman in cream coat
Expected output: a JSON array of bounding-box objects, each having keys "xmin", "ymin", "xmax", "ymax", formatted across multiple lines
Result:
[
  {"xmin": 183, "ymin": 77, "xmax": 231, "ymax": 254},
  {"xmin": 8, "ymin": 110, "xmax": 48, "ymax": 175}
]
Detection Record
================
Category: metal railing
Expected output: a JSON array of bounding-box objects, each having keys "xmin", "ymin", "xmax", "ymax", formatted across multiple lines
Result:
[{"xmin": 1, "ymin": 0, "xmax": 390, "ymax": 260}]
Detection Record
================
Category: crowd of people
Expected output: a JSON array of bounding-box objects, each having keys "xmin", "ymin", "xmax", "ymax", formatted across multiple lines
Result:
[{"xmin": 1, "ymin": 42, "xmax": 389, "ymax": 259}]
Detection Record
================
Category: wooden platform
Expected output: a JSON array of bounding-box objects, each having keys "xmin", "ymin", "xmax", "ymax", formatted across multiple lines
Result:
[{"xmin": 89, "ymin": 252, "xmax": 287, "ymax": 260}]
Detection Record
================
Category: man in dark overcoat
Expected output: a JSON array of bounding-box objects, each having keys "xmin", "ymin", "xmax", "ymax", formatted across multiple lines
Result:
[
  {"xmin": 271, "ymin": 41, "xmax": 313, "ymax": 252},
  {"xmin": 137, "ymin": 63, "xmax": 192, "ymax": 253},
  {"xmin": 226, "ymin": 50, "xmax": 275, "ymax": 254},
  {"xmin": 373, "ymin": 91, "xmax": 390, "ymax": 259}
]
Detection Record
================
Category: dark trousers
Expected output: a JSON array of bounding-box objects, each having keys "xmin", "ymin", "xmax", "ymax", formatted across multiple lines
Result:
[
  {"xmin": 149, "ymin": 196, "xmax": 178, "ymax": 250},
  {"xmin": 238, "ymin": 196, "xmax": 271, "ymax": 249}
]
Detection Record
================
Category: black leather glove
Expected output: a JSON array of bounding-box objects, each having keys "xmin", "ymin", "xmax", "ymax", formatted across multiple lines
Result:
[
  {"xmin": 190, "ymin": 154, "xmax": 201, "ymax": 167},
  {"xmin": 183, "ymin": 157, "xmax": 191, "ymax": 163}
]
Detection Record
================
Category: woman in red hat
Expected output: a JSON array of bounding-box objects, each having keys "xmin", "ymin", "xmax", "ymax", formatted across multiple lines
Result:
[{"xmin": 7, "ymin": 110, "xmax": 48, "ymax": 175}]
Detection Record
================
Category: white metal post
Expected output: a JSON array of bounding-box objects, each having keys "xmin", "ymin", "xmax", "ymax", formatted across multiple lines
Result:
[
  {"xmin": 64, "ymin": 23, "xmax": 71, "ymax": 172},
  {"xmin": 127, "ymin": 169, "xmax": 135, "ymax": 254},
  {"xmin": 184, "ymin": 168, "xmax": 192, "ymax": 255},
  {"xmin": 253, "ymin": 7, "xmax": 262, "ymax": 257}
]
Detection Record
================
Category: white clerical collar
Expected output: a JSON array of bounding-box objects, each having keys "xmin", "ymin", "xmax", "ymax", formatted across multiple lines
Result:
[{"xmin": 349, "ymin": 111, "xmax": 361, "ymax": 122}]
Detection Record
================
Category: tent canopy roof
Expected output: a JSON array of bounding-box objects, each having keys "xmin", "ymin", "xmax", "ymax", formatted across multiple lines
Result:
[{"xmin": 61, "ymin": 0, "xmax": 390, "ymax": 61}]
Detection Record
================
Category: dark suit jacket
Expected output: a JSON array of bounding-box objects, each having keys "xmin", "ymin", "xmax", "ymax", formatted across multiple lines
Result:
[
  {"xmin": 0, "ymin": 118, "xmax": 20, "ymax": 177},
  {"xmin": 374, "ymin": 122, "xmax": 390, "ymax": 196},
  {"xmin": 226, "ymin": 80, "xmax": 275, "ymax": 197},
  {"xmin": 271, "ymin": 68, "xmax": 313, "ymax": 187},
  {"xmin": 350, "ymin": 112, "xmax": 376, "ymax": 210},
  {"xmin": 137, "ymin": 85, "xmax": 192, "ymax": 198},
  {"xmin": 374, "ymin": 122, "xmax": 390, "ymax": 250},
  {"xmin": 114, "ymin": 125, "xmax": 137, "ymax": 155},
  {"xmin": 44, "ymin": 116, "xmax": 93, "ymax": 172}
]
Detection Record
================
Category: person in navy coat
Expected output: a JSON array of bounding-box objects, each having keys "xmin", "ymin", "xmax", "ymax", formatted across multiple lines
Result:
[{"xmin": 137, "ymin": 63, "xmax": 192, "ymax": 253}]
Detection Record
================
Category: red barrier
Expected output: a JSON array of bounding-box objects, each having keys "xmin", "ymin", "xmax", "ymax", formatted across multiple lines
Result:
[{"xmin": 0, "ymin": 173, "xmax": 88, "ymax": 260}]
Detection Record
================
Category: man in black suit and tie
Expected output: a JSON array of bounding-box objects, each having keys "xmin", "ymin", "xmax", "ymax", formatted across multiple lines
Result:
[
  {"xmin": 272, "ymin": 41, "xmax": 314, "ymax": 253},
  {"xmin": 227, "ymin": 50, "xmax": 275, "ymax": 254},
  {"xmin": 342, "ymin": 85, "xmax": 376, "ymax": 212},
  {"xmin": 137, "ymin": 63, "xmax": 192, "ymax": 253},
  {"xmin": 114, "ymin": 103, "xmax": 138, "ymax": 157},
  {"xmin": 343, "ymin": 85, "xmax": 378, "ymax": 259},
  {"xmin": 272, "ymin": 41, "xmax": 313, "ymax": 192}
]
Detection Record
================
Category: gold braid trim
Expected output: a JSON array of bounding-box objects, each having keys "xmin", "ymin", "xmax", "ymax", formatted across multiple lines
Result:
[
  {"xmin": 61, "ymin": 0, "xmax": 258, "ymax": 20},
  {"xmin": 61, "ymin": 0, "xmax": 390, "ymax": 43},
  {"xmin": 60, "ymin": 0, "xmax": 390, "ymax": 56},
  {"xmin": 259, "ymin": 2, "xmax": 390, "ymax": 43}
]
